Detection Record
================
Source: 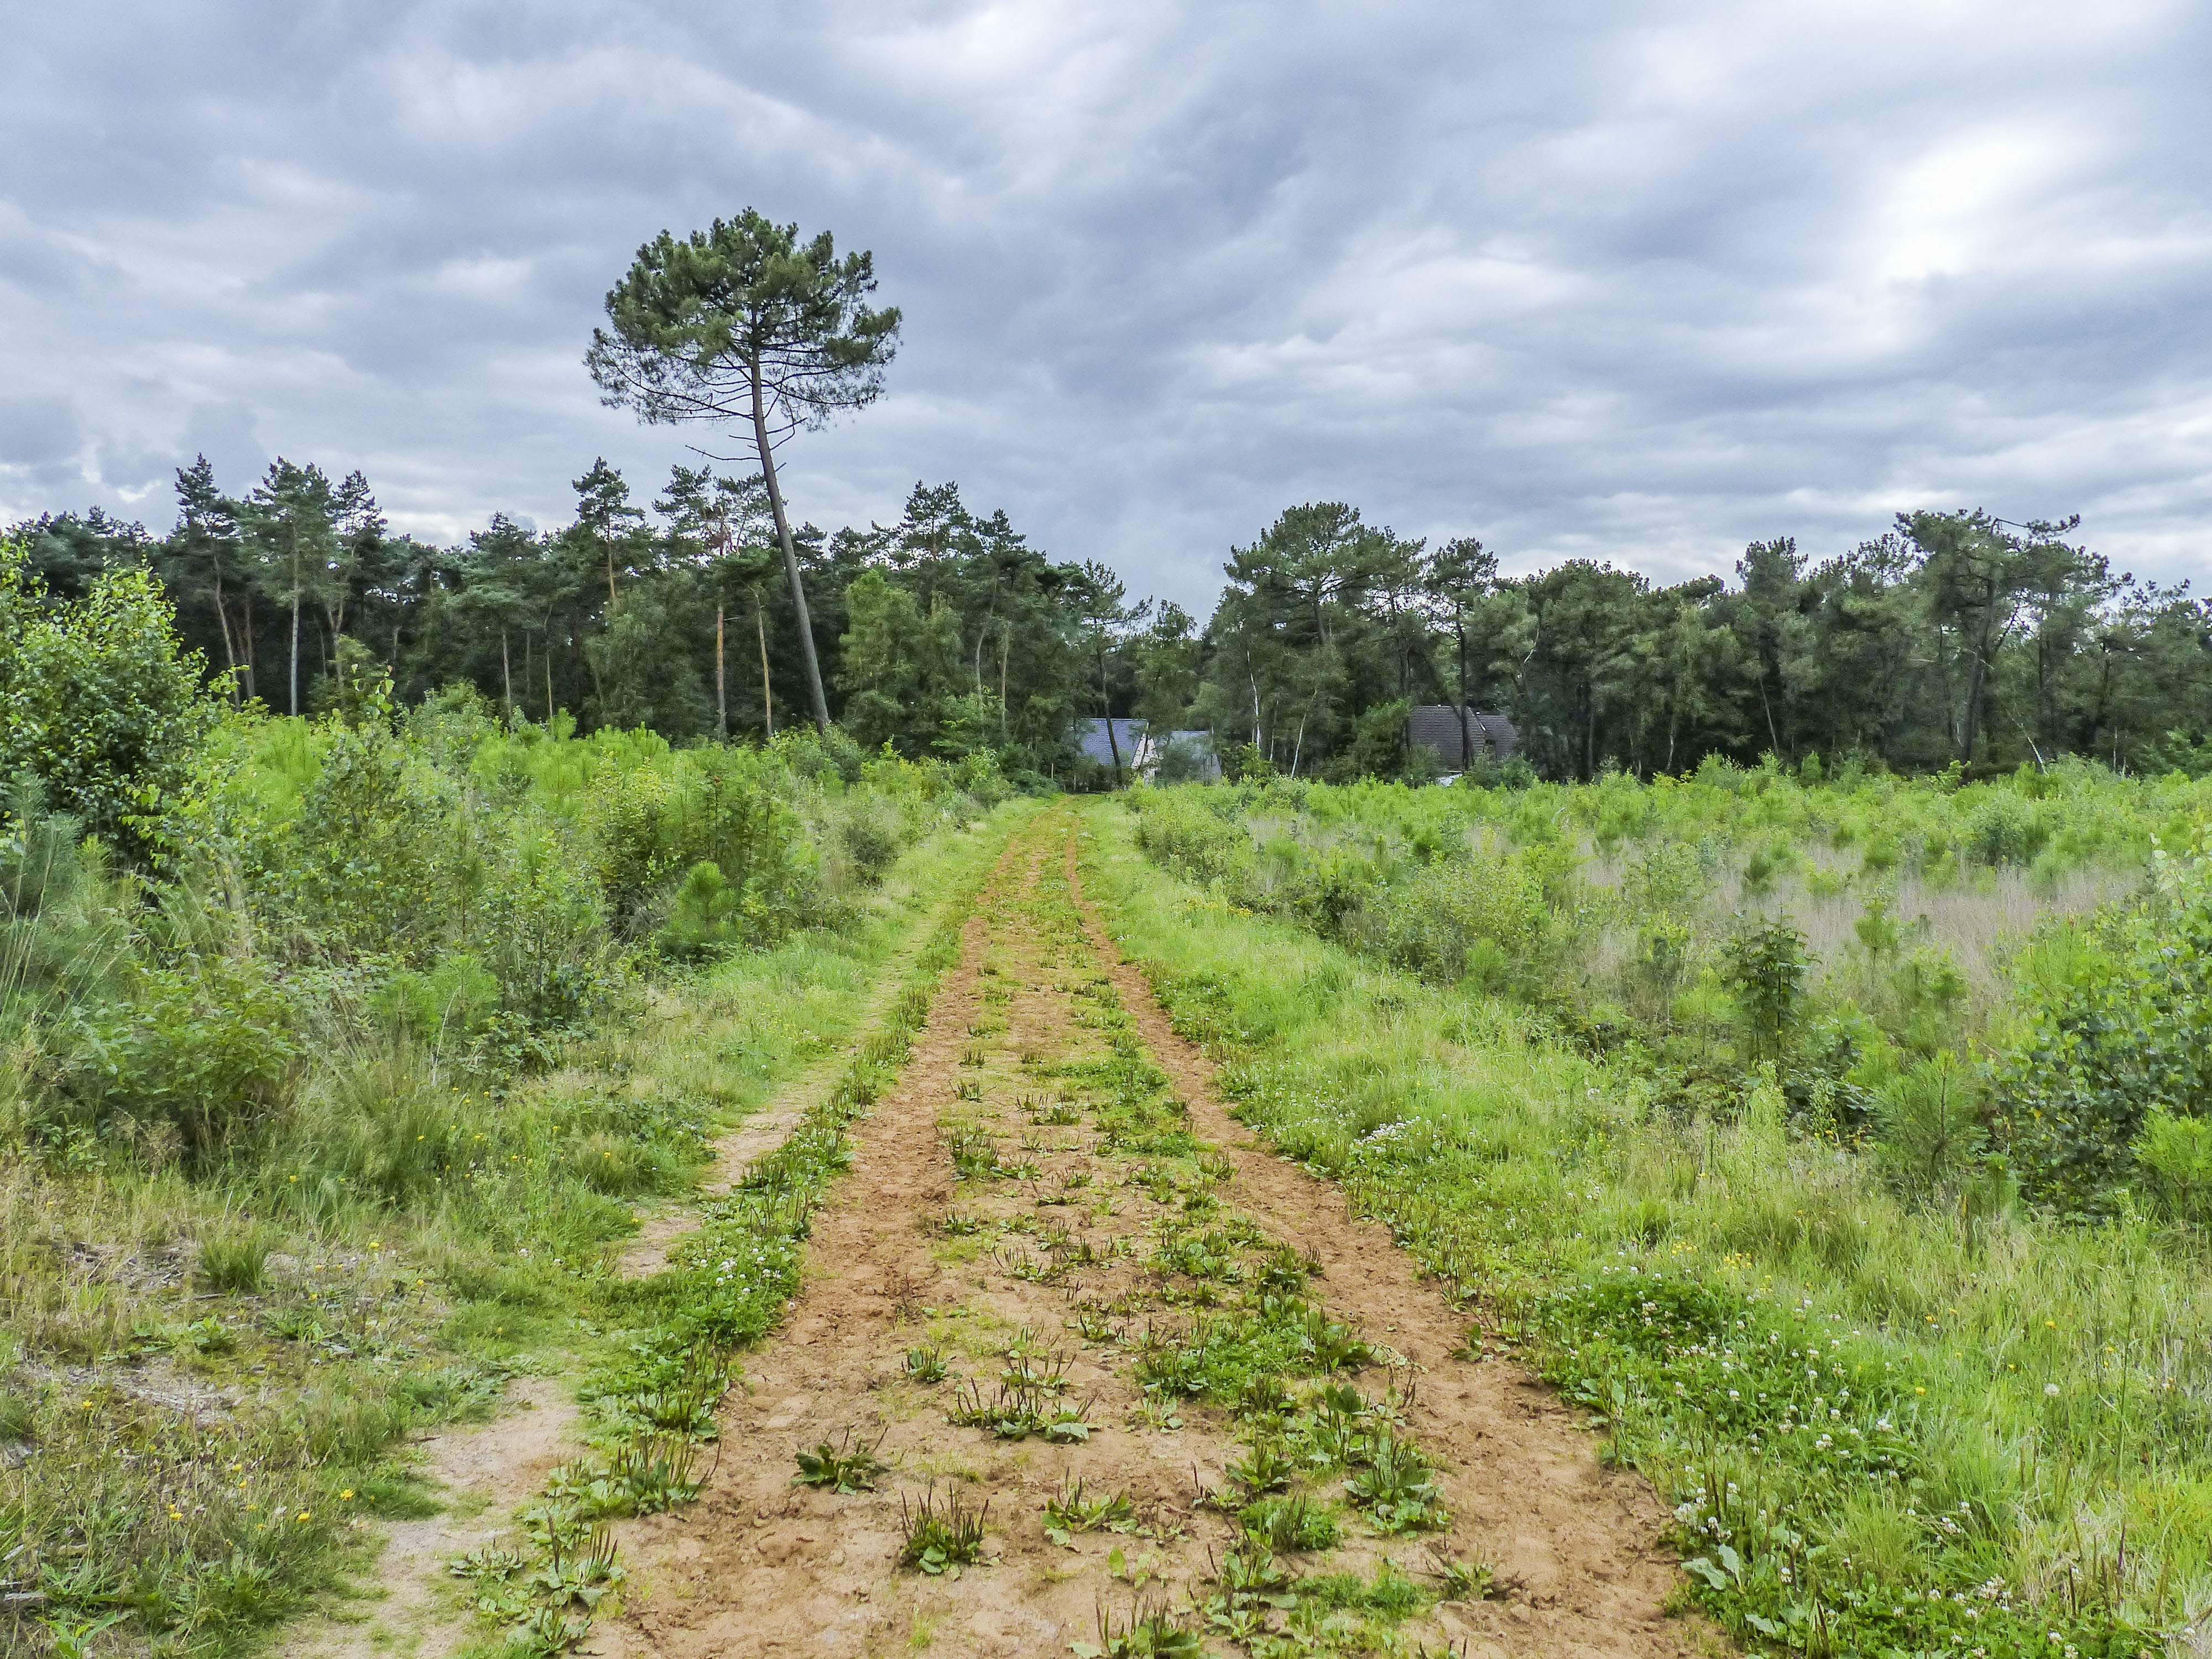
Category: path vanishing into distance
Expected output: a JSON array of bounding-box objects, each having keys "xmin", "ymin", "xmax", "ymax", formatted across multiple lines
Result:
[{"xmin": 302, "ymin": 807, "xmax": 1707, "ymax": 1659}]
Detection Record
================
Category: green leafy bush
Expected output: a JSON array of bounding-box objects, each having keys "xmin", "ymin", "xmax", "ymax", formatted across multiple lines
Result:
[
  {"xmin": 1990, "ymin": 834, "xmax": 2212, "ymax": 1213},
  {"xmin": 1364, "ymin": 854, "xmax": 1551, "ymax": 990},
  {"xmin": 285, "ymin": 721, "xmax": 461, "ymax": 961},
  {"xmin": 59, "ymin": 955, "xmax": 300, "ymax": 1169},
  {"xmin": 0, "ymin": 541, "xmax": 217, "ymax": 859}
]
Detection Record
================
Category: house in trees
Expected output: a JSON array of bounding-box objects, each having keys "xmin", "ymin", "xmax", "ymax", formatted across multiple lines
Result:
[
  {"xmin": 1406, "ymin": 706, "xmax": 1518, "ymax": 773},
  {"xmin": 1075, "ymin": 718, "xmax": 1222, "ymax": 781}
]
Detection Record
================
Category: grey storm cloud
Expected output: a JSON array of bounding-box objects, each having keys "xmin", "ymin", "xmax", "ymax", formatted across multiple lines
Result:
[{"xmin": 1, "ymin": 0, "xmax": 2207, "ymax": 613}]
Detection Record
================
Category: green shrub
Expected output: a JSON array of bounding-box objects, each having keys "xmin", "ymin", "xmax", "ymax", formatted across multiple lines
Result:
[
  {"xmin": 587, "ymin": 745, "xmax": 817, "ymax": 942},
  {"xmin": 1721, "ymin": 916, "xmax": 1809, "ymax": 1065},
  {"xmin": 1368, "ymin": 854, "xmax": 1549, "ymax": 989},
  {"xmin": 0, "ymin": 541, "xmax": 218, "ymax": 859},
  {"xmin": 837, "ymin": 795, "xmax": 904, "ymax": 883},
  {"xmin": 285, "ymin": 722, "xmax": 460, "ymax": 961},
  {"xmin": 60, "ymin": 955, "xmax": 300, "ymax": 1170},
  {"xmin": 1991, "ymin": 833, "xmax": 2212, "ymax": 1213},
  {"xmin": 657, "ymin": 860, "xmax": 747, "ymax": 961},
  {"xmin": 370, "ymin": 954, "xmax": 500, "ymax": 1052},
  {"xmin": 1871, "ymin": 1052, "xmax": 1983, "ymax": 1194},
  {"xmin": 2131, "ymin": 1110, "xmax": 2212, "ymax": 1224},
  {"xmin": 0, "ymin": 788, "xmax": 131, "ymax": 1030},
  {"xmin": 476, "ymin": 828, "xmax": 615, "ymax": 1029}
]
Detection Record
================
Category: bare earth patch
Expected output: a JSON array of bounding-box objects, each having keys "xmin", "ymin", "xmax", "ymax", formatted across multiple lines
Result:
[{"xmin": 279, "ymin": 1376, "xmax": 577, "ymax": 1659}]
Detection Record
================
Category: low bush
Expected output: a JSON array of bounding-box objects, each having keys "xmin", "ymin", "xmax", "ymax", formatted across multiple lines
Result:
[{"xmin": 1989, "ymin": 831, "xmax": 2212, "ymax": 1214}]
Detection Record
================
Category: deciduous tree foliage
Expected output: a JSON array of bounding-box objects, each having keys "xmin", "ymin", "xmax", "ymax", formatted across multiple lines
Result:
[{"xmin": 0, "ymin": 542, "xmax": 216, "ymax": 858}]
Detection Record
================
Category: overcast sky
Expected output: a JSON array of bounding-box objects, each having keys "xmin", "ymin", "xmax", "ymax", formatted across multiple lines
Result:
[{"xmin": 3, "ymin": 0, "xmax": 2207, "ymax": 613}]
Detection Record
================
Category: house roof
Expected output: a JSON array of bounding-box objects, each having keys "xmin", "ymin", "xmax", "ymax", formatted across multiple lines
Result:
[{"xmin": 1405, "ymin": 706, "xmax": 1519, "ymax": 767}]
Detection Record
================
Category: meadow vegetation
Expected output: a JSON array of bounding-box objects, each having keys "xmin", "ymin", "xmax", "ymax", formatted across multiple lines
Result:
[
  {"xmin": 1105, "ymin": 763, "xmax": 2212, "ymax": 1658},
  {"xmin": 0, "ymin": 539, "xmax": 1014, "ymax": 1653},
  {"xmin": 9, "ymin": 452, "xmax": 2212, "ymax": 1659}
]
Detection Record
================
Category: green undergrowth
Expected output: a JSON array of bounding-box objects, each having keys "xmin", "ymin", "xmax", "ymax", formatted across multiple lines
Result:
[
  {"xmin": 1084, "ymin": 802, "xmax": 2209, "ymax": 1659},
  {"xmin": 0, "ymin": 808, "xmax": 1019, "ymax": 1659},
  {"xmin": 449, "ymin": 806, "xmax": 1027, "ymax": 1655}
]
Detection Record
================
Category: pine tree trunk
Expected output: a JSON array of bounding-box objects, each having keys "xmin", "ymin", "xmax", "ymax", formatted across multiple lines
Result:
[
  {"xmin": 1453, "ymin": 614, "xmax": 1472, "ymax": 769},
  {"xmin": 754, "ymin": 592, "xmax": 774, "ymax": 740},
  {"xmin": 210, "ymin": 559, "xmax": 242, "ymax": 705},
  {"xmin": 241, "ymin": 589, "xmax": 257, "ymax": 704},
  {"xmin": 716, "ymin": 602, "xmax": 728, "ymax": 742},
  {"xmin": 501, "ymin": 628, "xmax": 513, "ymax": 727},
  {"xmin": 1099, "ymin": 645, "xmax": 1122, "ymax": 786},
  {"xmin": 750, "ymin": 369, "xmax": 832, "ymax": 731}
]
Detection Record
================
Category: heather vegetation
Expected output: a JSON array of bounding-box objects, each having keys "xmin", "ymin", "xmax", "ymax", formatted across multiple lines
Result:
[{"xmin": 1108, "ymin": 760, "xmax": 2212, "ymax": 1656}]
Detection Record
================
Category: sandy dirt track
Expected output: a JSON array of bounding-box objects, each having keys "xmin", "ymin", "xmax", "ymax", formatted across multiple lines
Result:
[{"xmin": 586, "ymin": 810, "xmax": 1707, "ymax": 1659}]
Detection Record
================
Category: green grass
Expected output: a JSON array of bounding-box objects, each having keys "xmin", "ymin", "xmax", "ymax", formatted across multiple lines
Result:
[
  {"xmin": 0, "ymin": 805, "xmax": 1021, "ymax": 1657},
  {"xmin": 1087, "ymin": 797, "xmax": 2211, "ymax": 1659},
  {"xmin": 444, "ymin": 804, "xmax": 1022, "ymax": 1652}
]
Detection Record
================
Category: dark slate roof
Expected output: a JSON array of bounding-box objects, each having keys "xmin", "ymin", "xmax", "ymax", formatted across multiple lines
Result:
[
  {"xmin": 1076, "ymin": 717, "xmax": 1144, "ymax": 766},
  {"xmin": 1405, "ymin": 706, "xmax": 1518, "ymax": 769},
  {"xmin": 1074, "ymin": 720, "xmax": 1223, "ymax": 780}
]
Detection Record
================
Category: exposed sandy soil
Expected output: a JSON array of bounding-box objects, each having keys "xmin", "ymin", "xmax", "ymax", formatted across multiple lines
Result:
[
  {"xmin": 279, "ymin": 1376, "xmax": 578, "ymax": 1659},
  {"xmin": 587, "ymin": 810, "xmax": 1709, "ymax": 1659}
]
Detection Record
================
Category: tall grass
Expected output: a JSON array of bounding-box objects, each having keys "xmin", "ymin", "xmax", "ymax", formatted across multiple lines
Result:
[
  {"xmin": 1088, "ymin": 801, "xmax": 2209, "ymax": 1658},
  {"xmin": 0, "ymin": 800, "xmax": 1019, "ymax": 1657}
]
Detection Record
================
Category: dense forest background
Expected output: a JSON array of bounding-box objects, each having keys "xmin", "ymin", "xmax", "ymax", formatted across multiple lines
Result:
[{"xmin": 13, "ymin": 455, "xmax": 2211, "ymax": 782}]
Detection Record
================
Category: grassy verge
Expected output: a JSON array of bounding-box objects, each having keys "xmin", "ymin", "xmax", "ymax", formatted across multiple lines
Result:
[
  {"xmin": 0, "ymin": 806, "xmax": 1021, "ymax": 1658},
  {"xmin": 1081, "ymin": 801, "xmax": 2209, "ymax": 1659},
  {"xmin": 446, "ymin": 802, "xmax": 1027, "ymax": 1655}
]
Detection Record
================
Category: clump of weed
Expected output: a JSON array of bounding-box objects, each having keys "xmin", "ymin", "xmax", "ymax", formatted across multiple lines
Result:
[
  {"xmin": 899, "ymin": 1485, "xmax": 989, "ymax": 1577},
  {"xmin": 1295, "ymin": 1557, "xmax": 1432, "ymax": 1618},
  {"xmin": 1225, "ymin": 1436, "xmax": 1296, "ymax": 1499},
  {"xmin": 1068, "ymin": 1300, "xmax": 1119, "ymax": 1343},
  {"xmin": 196, "ymin": 1220, "xmax": 275, "ymax": 1293},
  {"xmin": 1428, "ymin": 1548, "xmax": 1501, "ymax": 1601},
  {"xmin": 1072, "ymin": 1595, "xmax": 1206, "ymax": 1658},
  {"xmin": 999, "ymin": 1335, "xmax": 1070, "ymax": 1392},
  {"xmin": 1344, "ymin": 1431, "xmax": 1449, "ymax": 1533},
  {"xmin": 904, "ymin": 1344, "xmax": 951, "ymax": 1383},
  {"xmin": 794, "ymin": 1427, "xmax": 889, "ymax": 1494},
  {"xmin": 1240, "ymin": 1491, "xmax": 1342, "ymax": 1553},
  {"xmin": 947, "ymin": 1379, "xmax": 1093, "ymax": 1443},
  {"xmin": 943, "ymin": 1125, "xmax": 1003, "ymax": 1180},
  {"xmin": 547, "ymin": 1430, "xmax": 702, "ymax": 1517},
  {"xmin": 1044, "ymin": 1477, "xmax": 1136, "ymax": 1546}
]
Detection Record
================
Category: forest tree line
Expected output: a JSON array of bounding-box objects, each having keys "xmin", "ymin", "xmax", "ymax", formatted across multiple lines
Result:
[{"xmin": 11, "ymin": 458, "xmax": 2211, "ymax": 783}]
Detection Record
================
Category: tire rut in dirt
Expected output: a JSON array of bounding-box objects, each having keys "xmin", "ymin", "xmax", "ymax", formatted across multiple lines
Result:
[{"xmin": 590, "ymin": 813, "xmax": 1703, "ymax": 1659}]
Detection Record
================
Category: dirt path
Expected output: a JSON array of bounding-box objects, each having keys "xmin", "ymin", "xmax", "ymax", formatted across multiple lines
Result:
[
  {"xmin": 591, "ymin": 810, "xmax": 1705, "ymax": 1659},
  {"xmin": 277, "ymin": 1376, "xmax": 580, "ymax": 1659},
  {"xmin": 281, "ymin": 892, "xmax": 966, "ymax": 1658}
]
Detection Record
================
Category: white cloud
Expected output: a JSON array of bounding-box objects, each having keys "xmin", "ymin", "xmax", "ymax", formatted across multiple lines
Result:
[{"xmin": 0, "ymin": 0, "xmax": 2205, "ymax": 614}]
